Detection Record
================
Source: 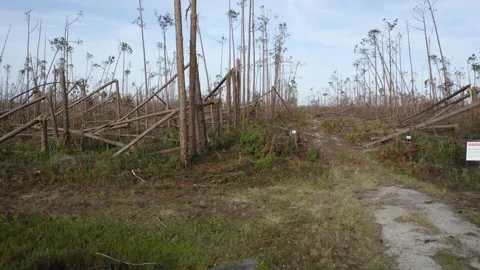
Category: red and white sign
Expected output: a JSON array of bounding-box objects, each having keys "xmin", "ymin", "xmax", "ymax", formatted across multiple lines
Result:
[{"xmin": 466, "ymin": 142, "xmax": 480, "ymax": 161}]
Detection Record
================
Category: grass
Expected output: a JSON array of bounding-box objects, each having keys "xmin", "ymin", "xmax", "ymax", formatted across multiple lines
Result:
[
  {"xmin": 394, "ymin": 213, "xmax": 440, "ymax": 234},
  {"xmin": 0, "ymin": 155, "xmax": 392, "ymax": 269},
  {"xmin": 433, "ymin": 251, "xmax": 471, "ymax": 270},
  {"xmin": 0, "ymin": 118, "xmax": 394, "ymax": 269},
  {"xmin": 0, "ymin": 213, "xmax": 267, "ymax": 269}
]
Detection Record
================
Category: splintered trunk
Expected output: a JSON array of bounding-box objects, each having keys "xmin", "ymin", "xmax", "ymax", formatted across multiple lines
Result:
[
  {"xmin": 188, "ymin": 0, "xmax": 198, "ymax": 157},
  {"xmin": 212, "ymin": 99, "xmax": 221, "ymax": 143},
  {"xmin": 59, "ymin": 65, "xmax": 70, "ymax": 146},
  {"xmin": 174, "ymin": 0, "xmax": 189, "ymax": 166},
  {"xmin": 46, "ymin": 91, "xmax": 59, "ymax": 139},
  {"xmin": 40, "ymin": 115, "xmax": 48, "ymax": 152}
]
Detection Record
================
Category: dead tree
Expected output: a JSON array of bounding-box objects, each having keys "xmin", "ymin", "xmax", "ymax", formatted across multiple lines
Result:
[
  {"xmin": 59, "ymin": 65, "xmax": 71, "ymax": 146},
  {"xmin": 195, "ymin": 71, "xmax": 207, "ymax": 154},
  {"xmin": 414, "ymin": 6, "xmax": 436, "ymax": 102},
  {"xmin": 188, "ymin": 0, "xmax": 198, "ymax": 157},
  {"xmin": 424, "ymin": 0, "xmax": 449, "ymax": 95},
  {"xmin": 174, "ymin": 0, "xmax": 189, "ymax": 166},
  {"xmin": 39, "ymin": 115, "xmax": 48, "ymax": 152},
  {"xmin": 137, "ymin": 0, "xmax": 150, "ymax": 127}
]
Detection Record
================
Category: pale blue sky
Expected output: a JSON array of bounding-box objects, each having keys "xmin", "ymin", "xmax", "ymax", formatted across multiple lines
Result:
[{"xmin": 0, "ymin": 0, "xmax": 479, "ymax": 103}]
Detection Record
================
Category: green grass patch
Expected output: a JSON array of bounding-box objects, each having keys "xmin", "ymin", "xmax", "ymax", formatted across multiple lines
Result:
[
  {"xmin": 0, "ymin": 213, "xmax": 268, "ymax": 270},
  {"xmin": 394, "ymin": 213, "xmax": 440, "ymax": 234},
  {"xmin": 433, "ymin": 251, "xmax": 470, "ymax": 270}
]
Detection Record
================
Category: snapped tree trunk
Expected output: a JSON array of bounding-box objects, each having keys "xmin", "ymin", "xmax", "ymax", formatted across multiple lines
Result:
[{"xmin": 39, "ymin": 115, "xmax": 48, "ymax": 152}]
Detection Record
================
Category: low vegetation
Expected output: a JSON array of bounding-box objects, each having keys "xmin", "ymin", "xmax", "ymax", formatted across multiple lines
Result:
[
  {"xmin": 0, "ymin": 119, "xmax": 394, "ymax": 269},
  {"xmin": 394, "ymin": 213, "xmax": 440, "ymax": 234}
]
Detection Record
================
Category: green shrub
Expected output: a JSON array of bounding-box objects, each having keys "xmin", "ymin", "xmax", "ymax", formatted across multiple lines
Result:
[{"xmin": 306, "ymin": 145, "xmax": 319, "ymax": 162}]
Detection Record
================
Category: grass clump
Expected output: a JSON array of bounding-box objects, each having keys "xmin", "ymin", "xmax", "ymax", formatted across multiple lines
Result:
[
  {"xmin": 394, "ymin": 213, "xmax": 440, "ymax": 234},
  {"xmin": 433, "ymin": 251, "xmax": 470, "ymax": 270}
]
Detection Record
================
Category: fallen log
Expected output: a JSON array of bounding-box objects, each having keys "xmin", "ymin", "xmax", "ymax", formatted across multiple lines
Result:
[
  {"xmin": 417, "ymin": 124, "xmax": 459, "ymax": 131},
  {"xmin": 0, "ymin": 95, "xmax": 47, "ymax": 121},
  {"xmin": 399, "ymin": 84, "xmax": 471, "ymax": 125},
  {"xmin": 120, "ymin": 65, "xmax": 189, "ymax": 121},
  {"xmin": 100, "ymin": 109, "xmax": 177, "ymax": 131},
  {"xmin": 113, "ymin": 110, "xmax": 178, "ymax": 156},
  {"xmin": 70, "ymin": 129, "xmax": 125, "ymax": 148},
  {"xmin": 204, "ymin": 68, "xmax": 234, "ymax": 101},
  {"xmin": 66, "ymin": 80, "xmax": 117, "ymax": 110},
  {"xmin": 364, "ymin": 100, "xmax": 480, "ymax": 148},
  {"xmin": 159, "ymin": 147, "xmax": 180, "ymax": 154},
  {"xmin": 430, "ymin": 88, "xmax": 480, "ymax": 121},
  {"xmin": 0, "ymin": 117, "xmax": 40, "ymax": 144}
]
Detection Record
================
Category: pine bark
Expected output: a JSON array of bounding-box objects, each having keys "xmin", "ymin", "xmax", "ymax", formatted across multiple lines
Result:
[
  {"xmin": 188, "ymin": 0, "xmax": 198, "ymax": 157},
  {"xmin": 174, "ymin": 0, "xmax": 189, "ymax": 166},
  {"xmin": 59, "ymin": 65, "xmax": 71, "ymax": 146}
]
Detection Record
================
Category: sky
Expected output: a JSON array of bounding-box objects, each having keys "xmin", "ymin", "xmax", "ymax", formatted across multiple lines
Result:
[{"xmin": 0, "ymin": 0, "xmax": 479, "ymax": 104}]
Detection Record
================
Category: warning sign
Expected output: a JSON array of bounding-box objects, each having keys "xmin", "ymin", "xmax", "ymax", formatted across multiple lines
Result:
[{"xmin": 466, "ymin": 142, "xmax": 480, "ymax": 161}]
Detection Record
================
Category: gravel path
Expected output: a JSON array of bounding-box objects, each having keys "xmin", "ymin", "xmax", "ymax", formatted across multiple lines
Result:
[{"xmin": 375, "ymin": 186, "xmax": 480, "ymax": 270}]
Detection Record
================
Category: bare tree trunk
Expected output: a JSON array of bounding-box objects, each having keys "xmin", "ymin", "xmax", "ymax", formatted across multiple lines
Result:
[
  {"xmin": 251, "ymin": 0, "xmax": 256, "ymax": 109},
  {"xmin": 138, "ymin": 0, "xmax": 149, "ymax": 128},
  {"xmin": 415, "ymin": 8, "xmax": 436, "ymax": 102},
  {"xmin": 247, "ymin": 0, "xmax": 253, "ymax": 108},
  {"xmin": 233, "ymin": 59, "xmax": 240, "ymax": 129},
  {"xmin": 241, "ymin": 0, "xmax": 246, "ymax": 124},
  {"xmin": 188, "ymin": 0, "xmax": 198, "ymax": 157},
  {"xmin": 115, "ymin": 80, "xmax": 121, "ymax": 120},
  {"xmin": 195, "ymin": 70, "xmax": 207, "ymax": 154},
  {"xmin": 46, "ymin": 91, "xmax": 59, "ymax": 139},
  {"xmin": 426, "ymin": 0, "xmax": 449, "ymax": 95},
  {"xmin": 197, "ymin": 25, "xmax": 211, "ymax": 91},
  {"xmin": 40, "ymin": 115, "xmax": 48, "ymax": 152},
  {"xmin": 406, "ymin": 21, "xmax": 416, "ymax": 112},
  {"xmin": 135, "ymin": 91, "xmax": 140, "ymax": 134},
  {"xmin": 174, "ymin": 0, "xmax": 189, "ymax": 166},
  {"xmin": 226, "ymin": 71, "xmax": 232, "ymax": 132},
  {"xmin": 59, "ymin": 65, "xmax": 70, "ymax": 146},
  {"xmin": 212, "ymin": 99, "xmax": 221, "ymax": 144}
]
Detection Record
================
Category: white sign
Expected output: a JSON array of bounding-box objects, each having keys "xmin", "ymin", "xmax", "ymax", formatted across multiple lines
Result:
[{"xmin": 466, "ymin": 142, "xmax": 480, "ymax": 161}]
